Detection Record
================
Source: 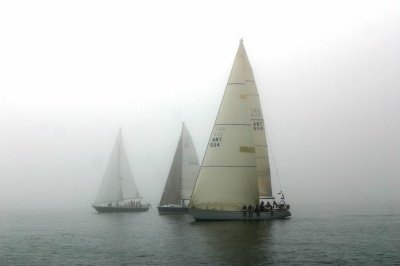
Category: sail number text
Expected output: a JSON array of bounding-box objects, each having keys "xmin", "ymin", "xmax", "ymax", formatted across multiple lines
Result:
[
  {"xmin": 210, "ymin": 137, "xmax": 222, "ymax": 147},
  {"xmin": 253, "ymin": 121, "xmax": 264, "ymax": 131},
  {"xmin": 210, "ymin": 126, "xmax": 225, "ymax": 148},
  {"xmin": 251, "ymin": 107, "xmax": 261, "ymax": 119}
]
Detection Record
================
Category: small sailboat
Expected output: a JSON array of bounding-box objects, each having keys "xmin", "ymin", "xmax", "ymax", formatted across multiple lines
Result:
[
  {"xmin": 158, "ymin": 122, "xmax": 200, "ymax": 214},
  {"xmin": 92, "ymin": 129, "xmax": 150, "ymax": 213},
  {"xmin": 189, "ymin": 40, "xmax": 291, "ymax": 221}
]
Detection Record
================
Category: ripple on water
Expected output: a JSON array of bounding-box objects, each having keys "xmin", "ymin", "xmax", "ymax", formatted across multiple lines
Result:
[{"xmin": 0, "ymin": 210, "xmax": 399, "ymax": 265}]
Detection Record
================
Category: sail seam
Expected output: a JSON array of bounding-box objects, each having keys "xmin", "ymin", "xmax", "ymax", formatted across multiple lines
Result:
[
  {"xmin": 215, "ymin": 123, "xmax": 251, "ymax": 126},
  {"xmin": 201, "ymin": 165, "xmax": 257, "ymax": 168}
]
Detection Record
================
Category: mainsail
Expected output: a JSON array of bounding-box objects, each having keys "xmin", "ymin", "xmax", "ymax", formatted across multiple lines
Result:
[
  {"xmin": 159, "ymin": 122, "xmax": 199, "ymax": 205},
  {"xmin": 236, "ymin": 43, "xmax": 273, "ymax": 198},
  {"xmin": 94, "ymin": 129, "xmax": 141, "ymax": 205},
  {"xmin": 190, "ymin": 40, "xmax": 269, "ymax": 211}
]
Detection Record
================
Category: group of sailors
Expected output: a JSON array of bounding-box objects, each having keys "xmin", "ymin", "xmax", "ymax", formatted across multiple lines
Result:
[
  {"xmin": 129, "ymin": 200, "xmax": 143, "ymax": 207},
  {"xmin": 242, "ymin": 200, "xmax": 288, "ymax": 217},
  {"xmin": 129, "ymin": 200, "xmax": 152, "ymax": 208},
  {"xmin": 107, "ymin": 200, "xmax": 152, "ymax": 208}
]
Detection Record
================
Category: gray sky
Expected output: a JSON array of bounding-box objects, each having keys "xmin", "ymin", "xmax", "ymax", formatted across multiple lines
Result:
[{"xmin": 1, "ymin": 0, "xmax": 399, "ymax": 212}]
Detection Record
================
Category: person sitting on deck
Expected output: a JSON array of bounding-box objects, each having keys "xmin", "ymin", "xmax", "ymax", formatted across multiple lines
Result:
[
  {"xmin": 248, "ymin": 205, "xmax": 253, "ymax": 217},
  {"xmin": 260, "ymin": 201, "xmax": 265, "ymax": 211},
  {"xmin": 242, "ymin": 205, "xmax": 247, "ymax": 216},
  {"xmin": 266, "ymin": 201, "xmax": 272, "ymax": 210},
  {"xmin": 254, "ymin": 204, "xmax": 260, "ymax": 216},
  {"xmin": 273, "ymin": 201, "xmax": 278, "ymax": 209}
]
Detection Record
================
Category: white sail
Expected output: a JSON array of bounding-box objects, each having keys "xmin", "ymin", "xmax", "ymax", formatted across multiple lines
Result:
[
  {"xmin": 119, "ymin": 136, "xmax": 141, "ymax": 200},
  {"xmin": 180, "ymin": 123, "xmax": 200, "ymax": 200},
  {"xmin": 190, "ymin": 41, "xmax": 261, "ymax": 212},
  {"xmin": 94, "ymin": 130, "xmax": 140, "ymax": 205},
  {"xmin": 159, "ymin": 123, "xmax": 199, "ymax": 205},
  {"xmin": 234, "ymin": 42, "xmax": 273, "ymax": 198}
]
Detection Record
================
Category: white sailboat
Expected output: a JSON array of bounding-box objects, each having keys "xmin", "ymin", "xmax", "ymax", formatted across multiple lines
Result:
[
  {"xmin": 189, "ymin": 40, "xmax": 291, "ymax": 220},
  {"xmin": 92, "ymin": 129, "xmax": 149, "ymax": 213},
  {"xmin": 158, "ymin": 122, "xmax": 200, "ymax": 214}
]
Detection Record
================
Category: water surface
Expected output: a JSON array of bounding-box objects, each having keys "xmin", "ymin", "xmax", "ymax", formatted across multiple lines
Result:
[{"xmin": 1, "ymin": 208, "xmax": 399, "ymax": 265}]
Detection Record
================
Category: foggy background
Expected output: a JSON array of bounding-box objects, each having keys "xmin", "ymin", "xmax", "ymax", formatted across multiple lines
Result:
[{"xmin": 1, "ymin": 0, "xmax": 399, "ymax": 213}]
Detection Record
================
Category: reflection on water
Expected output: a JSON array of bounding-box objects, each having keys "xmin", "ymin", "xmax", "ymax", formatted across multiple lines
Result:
[
  {"xmin": 155, "ymin": 212, "xmax": 283, "ymax": 265},
  {"xmin": 191, "ymin": 220, "xmax": 274, "ymax": 265}
]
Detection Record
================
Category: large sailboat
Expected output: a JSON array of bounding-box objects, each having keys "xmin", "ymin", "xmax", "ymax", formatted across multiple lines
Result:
[
  {"xmin": 189, "ymin": 40, "xmax": 291, "ymax": 221},
  {"xmin": 158, "ymin": 122, "xmax": 200, "ymax": 214},
  {"xmin": 92, "ymin": 129, "xmax": 149, "ymax": 213}
]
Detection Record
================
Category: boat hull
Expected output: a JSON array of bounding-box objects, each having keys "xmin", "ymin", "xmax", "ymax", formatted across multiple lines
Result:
[
  {"xmin": 157, "ymin": 206, "xmax": 189, "ymax": 214},
  {"xmin": 93, "ymin": 206, "xmax": 149, "ymax": 213},
  {"xmin": 189, "ymin": 209, "xmax": 291, "ymax": 221}
]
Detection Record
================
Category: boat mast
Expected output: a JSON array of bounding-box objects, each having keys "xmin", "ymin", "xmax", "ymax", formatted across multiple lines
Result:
[{"xmin": 117, "ymin": 128, "xmax": 124, "ymax": 202}]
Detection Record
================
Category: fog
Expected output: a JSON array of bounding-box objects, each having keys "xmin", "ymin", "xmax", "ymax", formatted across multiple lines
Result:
[{"xmin": 1, "ymin": 0, "xmax": 399, "ymax": 212}]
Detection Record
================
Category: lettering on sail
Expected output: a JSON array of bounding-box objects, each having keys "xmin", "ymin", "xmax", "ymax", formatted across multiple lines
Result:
[
  {"xmin": 209, "ymin": 126, "xmax": 225, "ymax": 148},
  {"xmin": 251, "ymin": 107, "xmax": 261, "ymax": 119},
  {"xmin": 253, "ymin": 121, "xmax": 264, "ymax": 131},
  {"xmin": 251, "ymin": 108, "xmax": 264, "ymax": 131}
]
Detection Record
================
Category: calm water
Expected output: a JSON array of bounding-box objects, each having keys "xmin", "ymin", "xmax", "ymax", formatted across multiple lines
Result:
[{"xmin": 1, "ymin": 208, "xmax": 399, "ymax": 265}]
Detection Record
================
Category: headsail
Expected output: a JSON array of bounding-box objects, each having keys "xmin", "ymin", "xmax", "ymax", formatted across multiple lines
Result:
[
  {"xmin": 189, "ymin": 40, "xmax": 261, "ymax": 211},
  {"xmin": 180, "ymin": 123, "xmax": 199, "ymax": 200},
  {"xmin": 94, "ymin": 129, "xmax": 140, "ymax": 205},
  {"xmin": 119, "ymin": 132, "xmax": 141, "ymax": 200},
  {"xmin": 159, "ymin": 122, "xmax": 199, "ymax": 205}
]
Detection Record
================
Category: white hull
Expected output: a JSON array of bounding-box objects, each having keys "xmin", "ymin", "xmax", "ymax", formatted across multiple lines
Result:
[
  {"xmin": 93, "ymin": 205, "xmax": 149, "ymax": 213},
  {"xmin": 189, "ymin": 208, "xmax": 291, "ymax": 221}
]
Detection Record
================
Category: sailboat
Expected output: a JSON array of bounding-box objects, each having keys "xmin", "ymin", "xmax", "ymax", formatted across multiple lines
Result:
[
  {"xmin": 92, "ymin": 129, "xmax": 150, "ymax": 213},
  {"xmin": 158, "ymin": 122, "xmax": 200, "ymax": 214},
  {"xmin": 189, "ymin": 40, "xmax": 291, "ymax": 221}
]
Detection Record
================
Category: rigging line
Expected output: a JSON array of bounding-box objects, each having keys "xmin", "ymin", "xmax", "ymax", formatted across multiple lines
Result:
[{"xmin": 264, "ymin": 127, "xmax": 283, "ymax": 193}]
